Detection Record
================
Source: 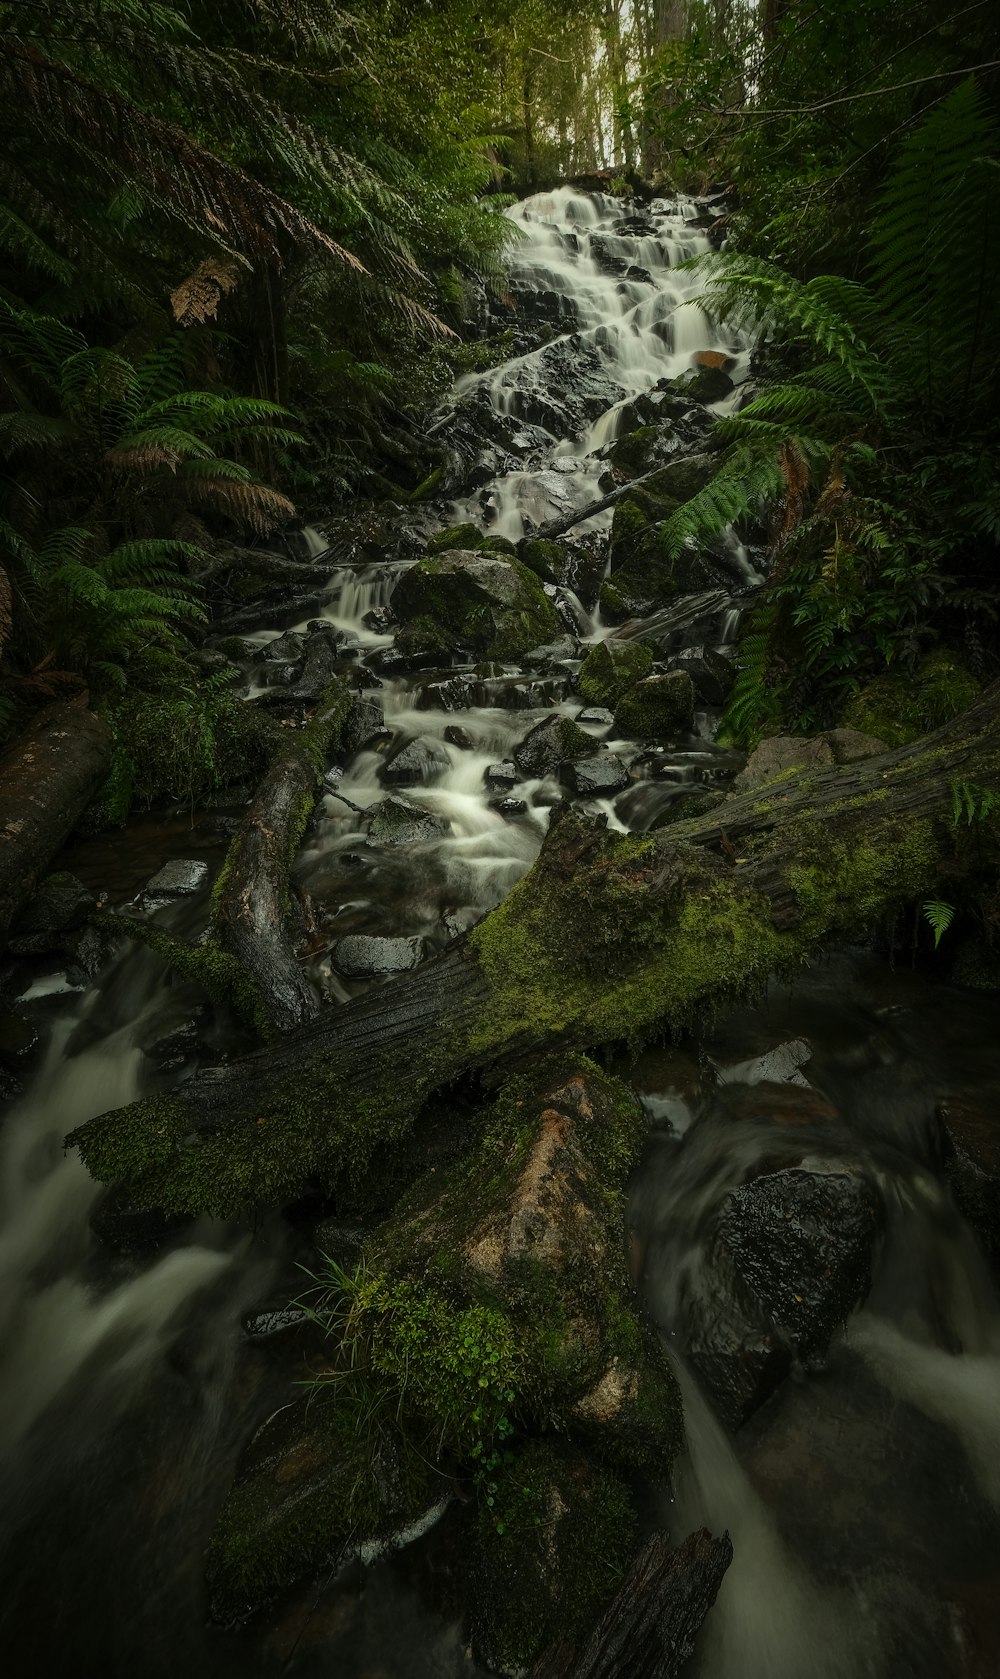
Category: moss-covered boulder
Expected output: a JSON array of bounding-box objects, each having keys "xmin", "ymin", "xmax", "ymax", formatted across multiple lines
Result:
[
  {"xmin": 467, "ymin": 1440, "xmax": 637, "ymax": 1674},
  {"xmin": 675, "ymin": 363, "xmax": 734, "ymax": 404},
  {"xmin": 425, "ymin": 522, "xmax": 517, "ymax": 559},
  {"xmin": 518, "ymin": 537, "xmax": 605, "ymax": 607},
  {"xmin": 606, "ymin": 422, "xmax": 677, "ymax": 478},
  {"xmin": 607, "ymin": 452, "xmax": 719, "ymax": 608},
  {"xmin": 615, "ymin": 671, "xmax": 695, "ymax": 739},
  {"xmin": 393, "ymin": 550, "xmax": 559, "ymax": 661},
  {"xmin": 360, "ymin": 1062, "xmax": 681, "ymax": 1471},
  {"xmin": 578, "ymin": 637, "xmax": 654, "ymax": 708},
  {"xmin": 842, "ymin": 649, "xmax": 980, "ymax": 747}
]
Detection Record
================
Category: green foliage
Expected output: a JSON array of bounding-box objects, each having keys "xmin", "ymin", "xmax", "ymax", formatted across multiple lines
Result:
[
  {"xmin": 675, "ymin": 82, "xmax": 1000, "ymax": 743},
  {"xmin": 951, "ymin": 781, "xmax": 1000, "ymax": 829}
]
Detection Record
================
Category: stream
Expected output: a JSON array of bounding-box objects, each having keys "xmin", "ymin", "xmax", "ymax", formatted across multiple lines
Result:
[{"xmin": 1, "ymin": 187, "xmax": 999, "ymax": 1676}]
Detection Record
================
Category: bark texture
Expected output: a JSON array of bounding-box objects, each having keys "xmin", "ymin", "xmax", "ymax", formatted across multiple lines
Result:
[
  {"xmin": 0, "ymin": 703, "xmax": 111, "ymax": 947},
  {"xmin": 530, "ymin": 1528, "xmax": 732, "ymax": 1679}
]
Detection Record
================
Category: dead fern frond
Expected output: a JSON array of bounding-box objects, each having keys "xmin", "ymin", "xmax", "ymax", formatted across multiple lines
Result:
[{"xmin": 170, "ymin": 256, "xmax": 242, "ymax": 326}]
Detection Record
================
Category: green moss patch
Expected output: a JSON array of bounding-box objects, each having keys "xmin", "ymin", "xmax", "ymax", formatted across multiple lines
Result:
[{"xmin": 578, "ymin": 638, "xmax": 654, "ymax": 707}]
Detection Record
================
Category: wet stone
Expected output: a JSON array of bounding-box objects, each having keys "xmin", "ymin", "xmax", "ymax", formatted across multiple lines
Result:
[
  {"xmin": 366, "ymin": 796, "xmax": 449, "ymax": 848},
  {"xmin": 577, "ymin": 707, "xmax": 615, "ymax": 727},
  {"xmin": 332, "ymin": 934, "xmax": 423, "ymax": 979},
  {"xmin": 490, "ymin": 797, "xmax": 528, "ymax": 819},
  {"xmin": 513, "ymin": 713, "xmax": 593, "ymax": 779},
  {"xmin": 444, "ymin": 724, "xmax": 475, "ymax": 750},
  {"xmin": 341, "ymin": 696, "xmax": 385, "ymax": 757},
  {"xmin": 670, "ymin": 644, "xmax": 734, "ymax": 707},
  {"xmin": 484, "ymin": 761, "xmax": 519, "ymax": 792},
  {"xmin": 418, "ymin": 675, "xmax": 478, "ymax": 712},
  {"xmin": 561, "ymin": 754, "xmax": 631, "ymax": 797},
  {"xmin": 138, "ymin": 859, "xmax": 209, "ymax": 912},
  {"xmin": 380, "ymin": 735, "xmax": 452, "ymax": 788}
]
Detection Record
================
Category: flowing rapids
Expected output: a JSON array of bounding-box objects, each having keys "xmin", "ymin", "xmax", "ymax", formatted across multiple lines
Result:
[{"xmin": 1, "ymin": 187, "xmax": 998, "ymax": 1676}]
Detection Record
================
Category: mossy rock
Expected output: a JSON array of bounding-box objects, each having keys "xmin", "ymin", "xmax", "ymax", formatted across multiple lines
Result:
[
  {"xmin": 578, "ymin": 637, "xmax": 654, "ymax": 708},
  {"xmin": 520, "ymin": 537, "xmax": 605, "ymax": 608},
  {"xmin": 468, "ymin": 1440, "xmax": 637, "ymax": 1674},
  {"xmin": 513, "ymin": 713, "xmax": 594, "ymax": 778},
  {"xmin": 354, "ymin": 1060, "xmax": 682, "ymax": 1467},
  {"xmin": 674, "ymin": 364, "xmax": 734, "ymax": 404},
  {"xmin": 608, "ymin": 452, "xmax": 719, "ymax": 605},
  {"xmin": 842, "ymin": 650, "xmax": 980, "ymax": 748},
  {"xmin": 606, "ymin": 422, "xmax": 677, "ymax": 478},
  {"xmin": 205, "ymin": 1393, "xmax": 438, "ymax": 1621},
  {"xmin": 393, "ymin": 550, "xmax": 560, "ymax": 661},
  {"xmin": 615, "ymin": 670, "xmax": 695, "ymax": 739},
  {"xmin": 426, "ymin": 522, "xmax": 488, "ymax": 554}
]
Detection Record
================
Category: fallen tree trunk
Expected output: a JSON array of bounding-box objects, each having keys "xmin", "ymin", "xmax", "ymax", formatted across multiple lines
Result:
[
  {"xmin": 0, "ymin": 702, "xmax": 111, "ymax": 947},
  {"xmin": 211, "ymin": 682, "xmax": 350, "ymax": 1035},
  {"xmin": 530, "ymin": 1529, "xmax": 733, "ymax": 1679},
  {"xmin": 70, "ymin": 682, "xmax": 1000, "ymax": 1215}
]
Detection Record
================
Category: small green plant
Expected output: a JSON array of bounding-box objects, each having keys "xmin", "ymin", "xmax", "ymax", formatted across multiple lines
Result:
[{"xmin": 951, "ymin": 780, "xmax": 1000, "ymax": 828}]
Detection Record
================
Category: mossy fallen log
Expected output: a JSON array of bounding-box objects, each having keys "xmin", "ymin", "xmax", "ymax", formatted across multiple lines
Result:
[
  {"xmin": 70, "ymin": 682, "xmax": 1000, "ymax": 1216},
  {"xmin": 0, "ymin": 703, "xmax": 111, "ymax": 948}
]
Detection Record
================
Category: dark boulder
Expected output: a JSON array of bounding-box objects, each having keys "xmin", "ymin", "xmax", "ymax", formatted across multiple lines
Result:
[
  {"xmin": 137, "ymin": 859, "xmax": 209, "ymax": 912},
  {"xmin": 485, "ymin": 761, "xmax": 519, "ymax": 792},
  {"xmin": 561, "ymin": 754, "xmax": 631, "ymax": 797},
  {"xmin": 615, "ymin": 672, "xmax": 695, "ymax": 739},
  {"xmin": 444, "ymin": 724, "xmax": 475, "ymax": 751},
  {"xmin": 513, "ymin": 714, "xmax": 594, "ymax": 779},
  {"xmin": 578, "ymin": 638, "xmax": 654, "ymax": 708}
]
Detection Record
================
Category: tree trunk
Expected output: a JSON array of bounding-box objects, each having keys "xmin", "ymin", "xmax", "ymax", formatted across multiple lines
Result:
[
  {"xmin": 0, "ymin": 703, "xmax": 111, "ymax": 947},
  {"xmin": 70, "ymin": 682, "xmax": 1000, "ymax": 1215},
  {"xmin": 530, "ymin": 1529, "xmax": 733, "ymax": 1679}
]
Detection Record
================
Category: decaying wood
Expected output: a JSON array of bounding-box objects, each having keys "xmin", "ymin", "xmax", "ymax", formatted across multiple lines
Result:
[
  {"xmin": 0, "ymin": 703, "xmax": 111, "ymax": 947},
  {"xmin": 530, "ymin": 1529, "xmax": 733, "ymax": 1679},
  {"xmin": 212, "ymin": 685, "xmax": 346, "ymax": 1034}
]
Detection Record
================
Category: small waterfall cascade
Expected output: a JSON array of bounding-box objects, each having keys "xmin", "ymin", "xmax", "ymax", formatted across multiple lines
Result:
[{"xmin": 448, "ymin": 187, "xmax": 749, "ymax": 543}]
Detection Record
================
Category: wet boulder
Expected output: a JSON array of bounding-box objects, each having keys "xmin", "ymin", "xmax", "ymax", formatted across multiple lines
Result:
[
  {"xmin": 606, "ymin": 422, "xmax": 679, "ymax": 479},
  {"xmin": 137, "ymin": 859, "xmax": 209, "ymax": 912},
  {"xmin": 513, "ymin": 713, "xmax": 593, "ymax": 779},
  {"xmin": 577, "ymin": 706, "xmax": 615, "ymax": 727},
  {"xmin": 393, "ymin": 550, "xmax": 560, "ymax": 661},
  {"xmin": 331, "ymin": 934, "xmax": 424, "ymax": 978},
  {"xmin": 675, "ymin": 363, "xmax": 734, "ymax": 404},
  {"xmin": 615, "ymin": 671, "xmax": 695, "ymax": 739},
  {"xmin": 288, "ymin": 628, "xmax": 340, "ymax": 701},
  {"xmin": 490, "ymin": 796, "xmax": 528, "ymax": 819},
  {"xmin": 379, "ymin": 734, "xmax": 451, "ymax": 788},
  {"xmin": 341, "ymin": 696, "xmax": 386, "ymax": 757},
  {"xmin": 670, "ymin": 644, "xmax": 734, "ymax": 707},
  {"xmin": 366, "ymin": 796, "xmax": 449, "ymax": 847},
  {"xmin": 561, "ymin": 753, "xmax": 631, "ymax": 798},
  {"xmin": 484, "ymin": 761, "xmax": 519, "ymax": 792},
  {"xmin": 416, "ymin": 674, "xmax": 478, "ymax": 711},
  {"xmin": 578, "ymin": 637, "xmax": 654, "ymax": 707},
  {"xmin": 443, "ymin": 723, "xmax": 474, "ymax": 750},
  {"xmin": 518, "ymin": 537, "xmax": 604, "ymax": 606}
]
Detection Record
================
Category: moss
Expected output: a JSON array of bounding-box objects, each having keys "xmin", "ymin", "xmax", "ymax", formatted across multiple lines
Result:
[
  {"xmin": 842, "ymin": 650, "xmax": 981, "ymax": 747},
  {"xmin": 951, "ymin": 933, "xmax": 1000, "ymax": 991},
  {"xmin": 520, "ymin": 538, "xmax": 570, "ymax": 583},
  {"xmin": 394, "ymin": 550, "xmax": 559, "ymax": 660},
  {"xmin": 100, "ymin": 912, "xmax": 274, "ymax": 1040},
  {"xmin": 395, "ymin": 614, "xmax": 455, "ymax": 659},
  {"xmin": 607, "ymin": 452, "xmax": 720, "ymax": 607},
  {"xmin": 468, "ymin": 1440, "xmax": 637, "ymax": 1673},
  {"xmin": 206, "ymin": 1394, "xmax": 437, "ymax": 1622},
  {"xmin": 615, "ymin": 670, "xmax": 695, "ymax": 738},
  {"xmin": 607, "ymin": 423, "xmax": 667, "ymax": 477},
  {"xmin": 785, "ymin": 817, "xmax": 941, "ymax": 938},
  {"xmin": 93, "ymin": 688, "xmax": 279, "ymax": 825},
  {"xmin": 425, "ymin": 521, "xmax": 488, "ymax": 554},
  {"xmin": 578, "ymin": 638, "xmax": 654, "ymax": 707}
]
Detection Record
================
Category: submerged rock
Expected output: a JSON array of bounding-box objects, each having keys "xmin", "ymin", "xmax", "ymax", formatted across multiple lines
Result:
[{"xmin": 331, "ymin": 934, "xmax": 423, "ymax": 978}]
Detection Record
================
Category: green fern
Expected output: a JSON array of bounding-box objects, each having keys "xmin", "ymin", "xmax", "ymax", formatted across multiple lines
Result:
[{"xmin": 922, "ymin": 900, "xmax": 956, "ymax": 949}]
